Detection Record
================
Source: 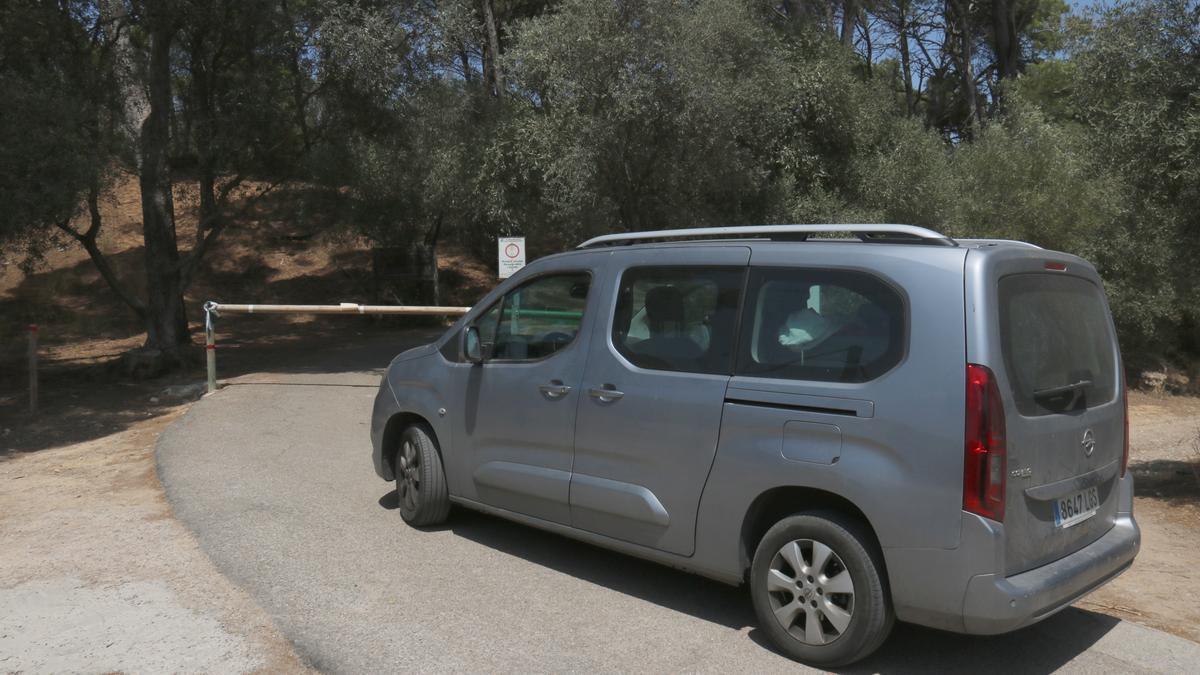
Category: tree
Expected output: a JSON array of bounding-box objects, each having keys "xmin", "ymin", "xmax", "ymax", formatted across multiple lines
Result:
[
  {"xmin": 4, "ymin": 0, "xmax": 1197, "ymax": 368},
  {"xmin": 496, "ymin": 0, "xmax": 819, "ymax": 239},
  {"xmin": 1, "ymin": 1, "xmax": 116, "ymax": 271},
  {"xmin": 1065, "ymin": 0, "xmax": 1200, "ymax": 353}
]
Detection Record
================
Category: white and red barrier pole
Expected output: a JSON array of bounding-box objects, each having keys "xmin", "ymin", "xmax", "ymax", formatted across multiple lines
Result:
[{"xmin": 200, "ymin": 301, "xmax": 470, "ymax": 395}]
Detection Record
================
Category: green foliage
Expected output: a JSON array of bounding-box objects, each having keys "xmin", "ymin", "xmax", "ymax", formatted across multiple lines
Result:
[
  {"xmin": 1016, "ymin": 60, "xmax": 1078, "ymax": 121},
  {"xmin": 1065, "ymin": 0, "xmax": 1200, "ymax": 354},
  {"xmin": 1028, "ymin": 0, "xmax": 1072, "ymax": 56},
  {"xmin": 494, "ymin": 0, "xmax": 900, "ymax": 244},
  {"xmin": 790, "ymin": 89, "xmax": 1176, "ymax": 353},
  {"xmin": 0, "ymin": 1, "xmax": 113, "ymax": 259},
  {"xmin": 1, "ymin": 0, "xmax": 1197, "ymax": 361}
]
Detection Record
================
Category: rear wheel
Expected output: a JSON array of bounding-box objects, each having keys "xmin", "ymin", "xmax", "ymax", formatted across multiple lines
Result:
[
  {"xmin": 395, "ymin": 424, "xmax": 450, "ymax": 527},
  {"xmin": 750, "ymin": 512, "xmax": 893, "ymax": 667}
]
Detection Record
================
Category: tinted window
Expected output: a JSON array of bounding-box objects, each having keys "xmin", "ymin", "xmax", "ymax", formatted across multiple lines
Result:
[
  {"xmin": 999, "ymin": 274, "xmax": 1117, "ymax": 416},
  {"xmin": 489, "ymin": 273, "xmax": 590, "ymax": 361},
  {"xmin": 473, "ymin": 300, "xmax": 503, "ymax": 357},
  {"xmin": 738, "ymin": 268, "xmax": 905, "ymax": 382},
  {"xmin": 613, "ymin": 267, "xmax": 744, "ymax": 374}
]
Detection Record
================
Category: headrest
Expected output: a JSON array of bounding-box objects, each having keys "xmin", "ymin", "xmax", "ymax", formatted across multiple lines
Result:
[{"xmin": 645, "ymin": 286, "xmax": 684, "ymax": 326}]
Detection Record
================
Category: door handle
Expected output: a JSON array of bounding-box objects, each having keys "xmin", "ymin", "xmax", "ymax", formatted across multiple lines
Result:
[
  {"xmin": 538, "ymin": 381, "xmax": 572, "ymax": 399},
  {"xmin": 588, "ymin": 385, "xmax": 624, "ymax": 402}
]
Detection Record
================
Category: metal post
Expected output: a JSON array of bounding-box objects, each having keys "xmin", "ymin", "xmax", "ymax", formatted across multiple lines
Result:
[
  {"xmin": 27, "ymin": 324, "xmax": 38, "ymax": 415},
  {"xmin": 204, "ymin": 301, "xmax": 218, "ymax": 394}
]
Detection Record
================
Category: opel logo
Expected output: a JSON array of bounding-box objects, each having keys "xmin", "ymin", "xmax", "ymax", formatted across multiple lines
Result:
[{"xmin": 1081, "ymin": 429, "xmax": 1096, "ymax": 457}]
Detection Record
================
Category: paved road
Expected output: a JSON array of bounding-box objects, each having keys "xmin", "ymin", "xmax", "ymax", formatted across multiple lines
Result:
[{"xmin": 157, "ymin": 337, "xmax": 1200, "ymax": 674}]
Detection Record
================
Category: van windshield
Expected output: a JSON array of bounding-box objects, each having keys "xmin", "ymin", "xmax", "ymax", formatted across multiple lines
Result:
[{"xmin": 998, "ymin": 274, "xmax": 1118, "ymax": 416}]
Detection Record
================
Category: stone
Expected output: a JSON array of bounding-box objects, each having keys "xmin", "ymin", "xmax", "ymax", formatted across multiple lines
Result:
[
  {"xmin": 162, "ymin": 383, "xmax": 207, "ymax": 401},
  {"xmin": 1140, "ymin": 371, "xmax": 1167, "ymax": 392}
]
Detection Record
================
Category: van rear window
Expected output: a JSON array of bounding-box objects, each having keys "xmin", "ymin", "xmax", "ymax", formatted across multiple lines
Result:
[{"xmin": 998, "ymin": 274, "xmax": 1118, "ymax": 416}]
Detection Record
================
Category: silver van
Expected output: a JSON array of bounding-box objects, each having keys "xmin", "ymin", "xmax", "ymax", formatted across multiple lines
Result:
[{"xmin": 370, "ymin": 225, "xmax": 1139, "ymax": 666}]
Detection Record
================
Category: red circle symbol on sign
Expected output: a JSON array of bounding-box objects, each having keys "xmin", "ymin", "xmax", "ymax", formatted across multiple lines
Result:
[{"xmin": 505, "ymin": 243, "xmax": 521, "ymax": 258}]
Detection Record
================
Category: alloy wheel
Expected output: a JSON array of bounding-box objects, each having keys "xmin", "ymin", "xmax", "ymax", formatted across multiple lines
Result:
[
  {"xmin": 765, "ymin": 538, "xmax": 856, "ymax": 645},
  {"xmin": 396, "ymin": 439, "xmax": 421, "ymax": 512}
]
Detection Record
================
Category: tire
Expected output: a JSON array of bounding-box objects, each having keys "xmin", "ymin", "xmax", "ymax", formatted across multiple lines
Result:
[
  {"xmin": 394, "ymin": 424, "xmax": 450, "ymax": 527},
  {"xmin": 749, "ymin": 511, "xmax": 893, "ymax": 667}
]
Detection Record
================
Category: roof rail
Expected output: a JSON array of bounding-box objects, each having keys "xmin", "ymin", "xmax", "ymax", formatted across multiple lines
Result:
[
  {"xmin": 954, "ymin": 238, "xmax": 1043, "ymax": 250},
  {"xmin": 577, "ymin": 224, "xmax": 957, "ymax": 249}
]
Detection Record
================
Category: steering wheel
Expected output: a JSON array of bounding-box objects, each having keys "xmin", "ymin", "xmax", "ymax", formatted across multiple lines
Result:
[{"xmin": 540, "ymin": 331, "xmax": 574, "ymax": 348}]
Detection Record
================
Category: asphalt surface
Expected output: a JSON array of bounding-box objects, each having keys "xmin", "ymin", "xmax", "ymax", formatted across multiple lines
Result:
[{"xmin": 157, "ymin": 335, "xmax": 1200, "ymax": 674}]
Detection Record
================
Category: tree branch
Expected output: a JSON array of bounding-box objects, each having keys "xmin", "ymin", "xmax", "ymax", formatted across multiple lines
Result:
[
  {"xmin": 55, "ymin": 188, "xmax": 147, "ymax": 318},
  {"xmin": 178, "ymin": 174, "xmax": 290, "ymax": 291}
]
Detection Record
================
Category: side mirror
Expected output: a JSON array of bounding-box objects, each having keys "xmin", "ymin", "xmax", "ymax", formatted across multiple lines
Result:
[{"xmin": 464, "ymin": 326, "xmax": 484, "ymax": 364}]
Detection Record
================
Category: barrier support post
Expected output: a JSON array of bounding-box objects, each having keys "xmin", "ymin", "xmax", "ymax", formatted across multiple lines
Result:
[{"xmin": 204, "ymin": 302, "xmax": 218, "ymax": 394}]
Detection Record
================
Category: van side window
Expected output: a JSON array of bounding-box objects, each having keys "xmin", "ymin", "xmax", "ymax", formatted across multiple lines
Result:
[
  {"xmin": 612, "ymin": 267, "xmax": 744, "ymax": 375},
  {"xmin": 489, "ymin": 272, "xmax": 590, "ymax": 361},
  {"xmin": 737, "ymin": 268, "xmax": 905, "ymax": 383}
]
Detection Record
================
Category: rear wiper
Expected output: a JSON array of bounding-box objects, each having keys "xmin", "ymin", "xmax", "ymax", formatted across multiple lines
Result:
[{"xmin": 1033, "ymin": 379, "xmax": 1093, "ymax": 399}]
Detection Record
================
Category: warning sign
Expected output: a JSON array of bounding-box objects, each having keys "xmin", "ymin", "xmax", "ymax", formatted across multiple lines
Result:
[{"xmin": 498, "ymin": 237, "xmax": 526, "ymax": 279}]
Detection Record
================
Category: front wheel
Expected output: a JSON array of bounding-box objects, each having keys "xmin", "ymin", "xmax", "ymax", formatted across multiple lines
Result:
[
  {"xmin": 750, "ymin": 512, "xmax": 893, "ymax": 667},
  {"xmin": 395, "ymin": 424, "xmax": 450, "ymax": 527}
]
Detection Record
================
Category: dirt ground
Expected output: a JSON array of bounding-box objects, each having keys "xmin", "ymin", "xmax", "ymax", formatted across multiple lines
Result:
[
  {"xmin": 0, "ymin": 174, "xmax": 483, "ymax": 672},
  {"xmin": 1081, "ymin": 392, "xmax": 1200, "ymax": 643},
  {"xmin": 0, "ymin": 400, "xmax": 311, "ymax": 673}
]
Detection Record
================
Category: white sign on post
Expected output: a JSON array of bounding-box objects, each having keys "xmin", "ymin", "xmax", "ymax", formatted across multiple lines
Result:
[{"xmin": 498, "ymin": 237, "xmax": 526, "ymax": 279}]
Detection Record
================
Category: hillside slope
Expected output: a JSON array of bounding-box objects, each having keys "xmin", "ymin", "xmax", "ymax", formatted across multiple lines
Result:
[{"xmin": 0, "ymin": 174, "xmax": 494, "ymax": 380}]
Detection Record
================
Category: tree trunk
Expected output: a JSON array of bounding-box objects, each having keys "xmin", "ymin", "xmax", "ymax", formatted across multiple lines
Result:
[
  {"xmin": 191, "ymin": 41, "xmax": 219, "ymax": 250},
  {"xmin": 841, "ymin": 0, "xmax": 856, "ymax": 47},
  {"xmin": 481, "ymin": 0, "xmax": 504, "ymax": 96},
  {"xmin": 991, "ymin": 0, "xmax": 1020, "ymax": 106},
  {"xmin": 948, "ymin": 0, "xmax": 981, "ymax": 135},
  {"xmin": 424, "ymin": 215, "xmax": 443, "ymax": 307},
  {"xmin": 100, "ymin": 0, "xmax": 149, "ymax": 166},
  {"xmin": 897, "ymin": 0, "xmax": 915, "ymax": 115},
  {"xmin": 862, "ymin": 12, "xmax": 873, "ymax": 74},
  {"xmin": 782, "ymin": 0, "xmax": 804, "ymax": 20},
  {"xmin": 140, "ymin": 20, "xmax": 191, "ymax": 359},
  {"xmin": 55, "ymin": 186, "xmax": 148, "ymax": 318},
  {"xmin": 459, "ymin": 47, "xmax": 473, "ymax": 83}
]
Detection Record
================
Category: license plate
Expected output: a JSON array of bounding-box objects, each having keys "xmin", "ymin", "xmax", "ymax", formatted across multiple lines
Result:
[{"xmin": 1053, "ymin": 486, "xmax": 1100, "ymax": 528}]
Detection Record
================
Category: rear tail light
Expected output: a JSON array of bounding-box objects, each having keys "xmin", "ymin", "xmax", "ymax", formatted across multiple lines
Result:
[
  {"xmin": 1121, "ymin": 387, "xmax": 1130, "ymax": 478},
  {"xmin": 964, "ymin": 364, "xmax": 1006, "ymax": 521}
]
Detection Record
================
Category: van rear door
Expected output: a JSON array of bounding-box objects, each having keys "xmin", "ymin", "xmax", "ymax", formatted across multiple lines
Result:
[{"xmin": 967, "ymin": 250, "xmax": 1124, "ymax": 575}]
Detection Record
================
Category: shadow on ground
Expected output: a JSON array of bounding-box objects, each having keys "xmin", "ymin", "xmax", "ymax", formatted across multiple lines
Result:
[
  {"xmin": 833, "ymin": 609, "xmax": 1119, "ymax": 674},
  {"xmin": 0, "ymin": 325, "xmax": 437, "ymax": 456},
  {"xmin": 378, "ymin": 488, "xmax": 1119, "ymax": 673},
  {"xmin": 1132, "ymin": 458, "xmax": 1200, "ymax": 505}
]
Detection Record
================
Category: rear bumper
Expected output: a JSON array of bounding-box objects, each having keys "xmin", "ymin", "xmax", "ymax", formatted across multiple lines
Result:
[
  {"xmin": 885, "ymin": 472, "xmax": 1139, "ymax": 634},
  {"xmin": 961, "ymin": 511, "xmax": 1139, "ymax": 634}
]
